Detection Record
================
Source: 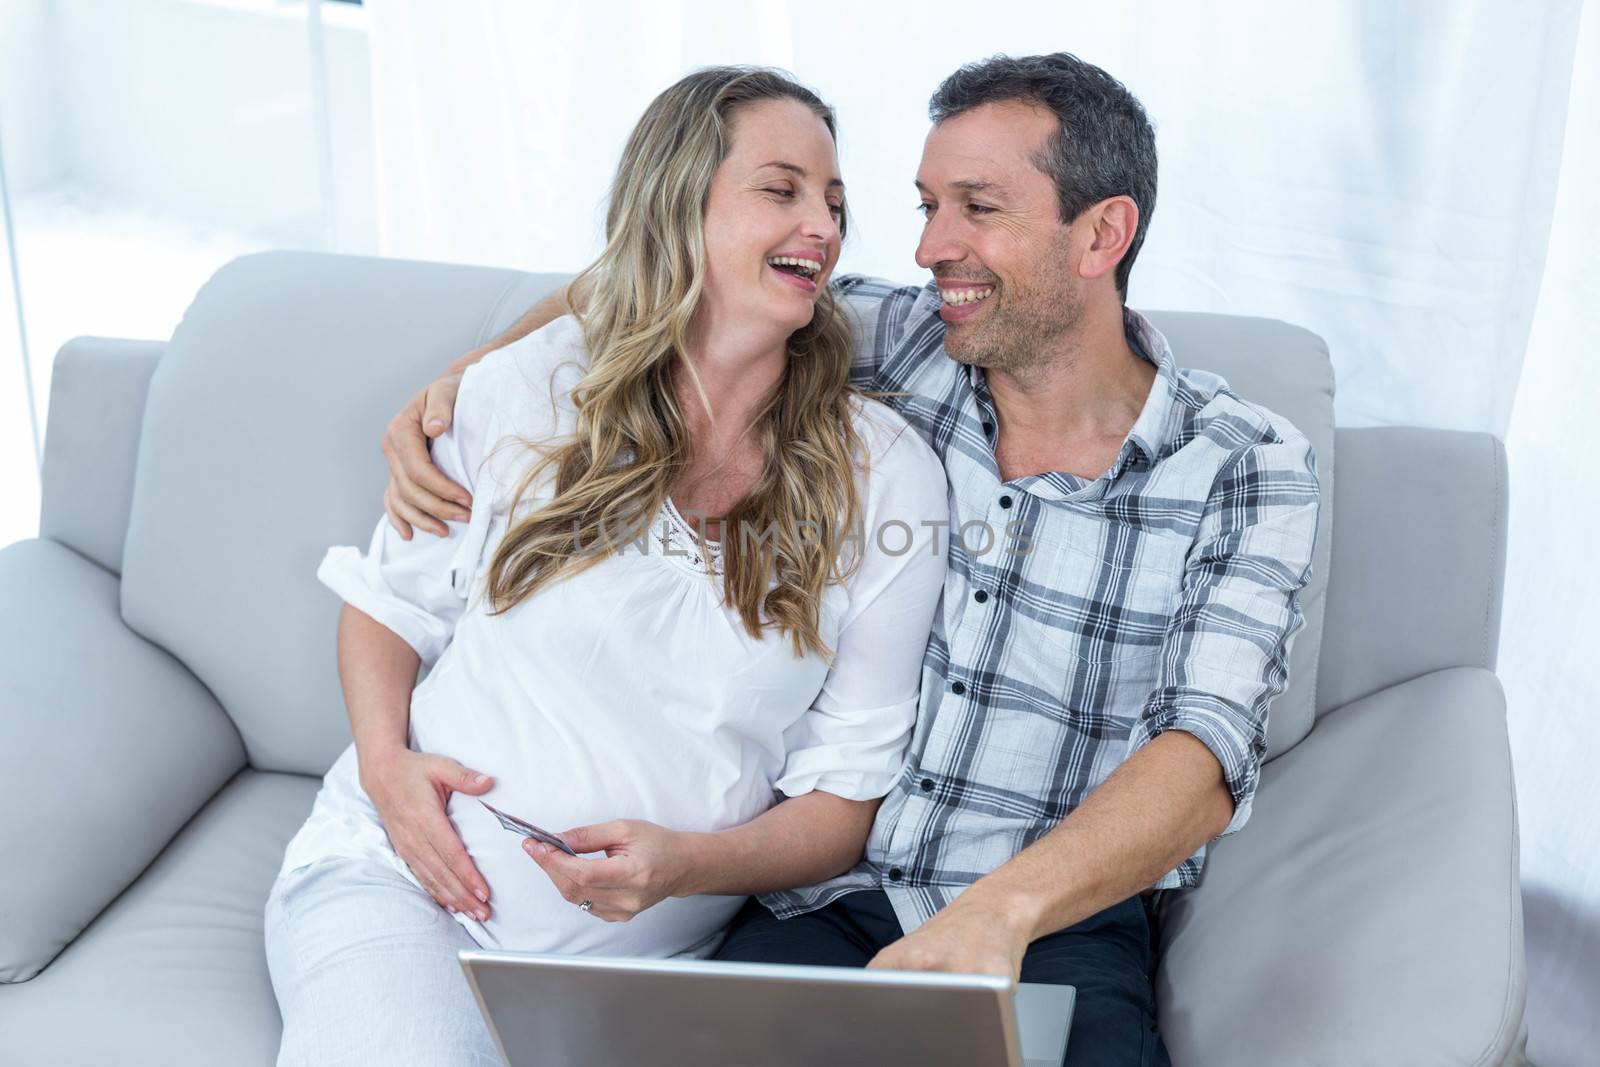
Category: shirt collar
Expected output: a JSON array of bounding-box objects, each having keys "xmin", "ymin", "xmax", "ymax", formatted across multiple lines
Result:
[
  {"xmin": 964, "ymin": 307, "xmax": 1180, "ymax": 469},
  {"xmin": 1120, "ymin": 306, "xmax": 1181, "ymax": 470}
]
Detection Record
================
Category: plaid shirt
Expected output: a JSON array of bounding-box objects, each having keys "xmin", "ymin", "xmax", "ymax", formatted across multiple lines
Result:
[{"xmin": 759, "ymin": 276, "xmax": 1321, "ymax": 932}]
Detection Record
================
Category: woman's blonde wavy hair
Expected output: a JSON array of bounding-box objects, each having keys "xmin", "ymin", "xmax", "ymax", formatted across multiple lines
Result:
[{"xmin": 483, "ymin": 66, "xmax": 866, "ymax": 659}]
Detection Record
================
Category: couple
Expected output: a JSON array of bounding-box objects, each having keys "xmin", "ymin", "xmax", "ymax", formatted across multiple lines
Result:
[{"xmin": 265, "ymin": 53, "xmax": 1319, "ymax": 1067}]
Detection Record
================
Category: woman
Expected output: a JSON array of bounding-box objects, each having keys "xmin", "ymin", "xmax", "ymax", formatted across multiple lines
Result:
[{"xmin": 264, "ymin": 67, "xmax": 948, "ymax": 1064}]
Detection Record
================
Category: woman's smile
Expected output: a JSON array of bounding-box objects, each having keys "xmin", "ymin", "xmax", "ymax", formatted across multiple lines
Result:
[{"xmin": 767, "ymin": 251, "xmax": 824, "ymax": 294}]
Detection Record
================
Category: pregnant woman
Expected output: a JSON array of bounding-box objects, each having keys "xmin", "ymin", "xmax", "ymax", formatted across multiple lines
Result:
[{"xmin": 263, "ymin": 66, "xmax": 948, "ymax": 1065}]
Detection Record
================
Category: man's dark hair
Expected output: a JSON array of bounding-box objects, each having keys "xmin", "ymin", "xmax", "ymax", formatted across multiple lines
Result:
[{"xmin": 929, "ymin": 53, "xmax": 1157, "ymax": 300}]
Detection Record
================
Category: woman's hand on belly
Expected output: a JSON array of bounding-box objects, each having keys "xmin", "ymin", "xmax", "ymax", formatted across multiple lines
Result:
[
  {"xmin": 523, "ymin": 820, "xmax": 692, "ymax": 924},
  {"xmin": 360, "ymin": 747, "xmax": 498, "ymax": 921}
]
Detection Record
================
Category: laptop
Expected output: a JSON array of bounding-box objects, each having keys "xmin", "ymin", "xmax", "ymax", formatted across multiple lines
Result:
[{"xmin": 459, "ymin": 949, "xmax": 1074, "ymax": 1067}]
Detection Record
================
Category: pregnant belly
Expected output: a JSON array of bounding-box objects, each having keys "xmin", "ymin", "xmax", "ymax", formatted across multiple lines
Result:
[
  {"xmin": 447, "ymin": 810, "xmax": 744, "ymax": 957},
  {"xmin": 410, "ymin": 659, "xmax": 776, "ymax": 957}
]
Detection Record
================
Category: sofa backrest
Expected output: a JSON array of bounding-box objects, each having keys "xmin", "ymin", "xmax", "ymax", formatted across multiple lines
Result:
[
  {"xmin": 118, "ymin": 253, "xmax": 1342, "ymax": 775},
  {"xmin": 39, "ymin": 338, "xmax": 165, "ymax": 577},
  {"xmin": 119, "ymin": 252, "xmax": 572, "ymax": 774},
  {"xmin": 1143, "ymin": 312, "xmax": 1335, "ymax": 759},
  {"xmin": 1316, "ymin": 426, "xmax": 1507, "ymax": 711}
]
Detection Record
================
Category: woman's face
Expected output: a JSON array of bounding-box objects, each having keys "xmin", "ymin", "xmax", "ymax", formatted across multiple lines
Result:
[{"xmin": 699, "ymin": 98, "xmax": 845, "ymax": 340}]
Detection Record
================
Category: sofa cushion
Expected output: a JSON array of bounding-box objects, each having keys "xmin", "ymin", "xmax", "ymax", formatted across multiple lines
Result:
[
  {"xmin": 1143, "ymin": 311, "xmax": 1336, "ymax": 762},
  {"xmin": 118, "ymin": 251, "xmax": 571, "ymax": 775},
  {"xmin": 1153, "ymin": 668, "xmax": 1526, "ymax": 1065},
  {"xmin": 0, "ymin": 770, "xmax": 318, "ymax": 1066}
]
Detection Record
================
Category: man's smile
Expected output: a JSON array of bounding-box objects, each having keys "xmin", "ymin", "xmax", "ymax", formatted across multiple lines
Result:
[{"xmin": 937, "ymin": 282, "xmax": 996, "ymax": 321}]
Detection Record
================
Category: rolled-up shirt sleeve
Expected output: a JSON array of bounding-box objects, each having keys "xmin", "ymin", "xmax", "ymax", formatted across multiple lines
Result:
[
  {"xmin": 315, "ymin": 362, "xmax": 499, "ymax": 672},
  {"xmin": 773, "ymin": 415, "xmax": 950, "ymax": 801},
  {"xmin": 1125, "ymin": 432, "xmax": 1321, "ymax": 838}
]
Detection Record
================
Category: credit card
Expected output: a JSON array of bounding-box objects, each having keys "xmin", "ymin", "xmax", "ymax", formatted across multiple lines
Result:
[{"xmin": 478, "ymin": 799, "xmax": 579, "ymax": 856}]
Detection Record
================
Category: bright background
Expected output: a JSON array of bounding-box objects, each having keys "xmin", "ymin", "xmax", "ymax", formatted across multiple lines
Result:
[{"xmin": 1, "ymin": 2, "xmax": 1595, "ymax": 1061}]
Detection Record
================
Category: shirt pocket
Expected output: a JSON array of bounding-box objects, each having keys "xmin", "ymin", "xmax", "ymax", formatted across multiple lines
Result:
[{"xmin": 1013, "ymin": 512, "xmax": 1190, "ymax": 666}]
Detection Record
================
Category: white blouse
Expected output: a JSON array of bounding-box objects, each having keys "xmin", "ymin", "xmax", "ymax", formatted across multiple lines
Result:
[{"xmin": 277, "ymin": 315, "xmax": 949, "ymax": 959}]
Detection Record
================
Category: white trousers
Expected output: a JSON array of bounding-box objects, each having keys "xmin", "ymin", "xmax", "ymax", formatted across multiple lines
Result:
[{"xmin": 264, "ymin": 854, "xmax": 502, "ymax": 1066}]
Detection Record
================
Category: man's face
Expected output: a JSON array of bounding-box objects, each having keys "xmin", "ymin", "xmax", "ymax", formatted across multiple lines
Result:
[{"xmin": 914, "ymin": 101, "xmax": 1084, "ymax": 374}]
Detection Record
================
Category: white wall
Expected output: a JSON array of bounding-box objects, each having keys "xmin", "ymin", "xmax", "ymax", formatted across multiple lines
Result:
[
  {"xmin": 47, "ymin": 0, "xmax": 373, "ymax": 244},
  {"xmin": 0, "ymin": 0, "xmax": 378, "ymax": 545},
  {"xmin": 0, "ymin": 0, "xmax": 68, "ymax": 192},
  {"xmin": 367, "ymin": 1, "xmax": 1577, "ymax": 434},
  {"xmin": 0, "ymin": 0, "xmax": 59, "ymax": 542}
]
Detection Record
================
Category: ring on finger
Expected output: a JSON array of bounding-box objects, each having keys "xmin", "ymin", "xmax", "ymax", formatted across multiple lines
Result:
[{"xmin": 579, "ymin": 900, "xmax": 593, "ymax": 912}]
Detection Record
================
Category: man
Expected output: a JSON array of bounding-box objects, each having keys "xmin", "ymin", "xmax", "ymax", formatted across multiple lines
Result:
[{"xmin": 380, "ymin": 53, "xmax": 1318, "ymax": 1066}]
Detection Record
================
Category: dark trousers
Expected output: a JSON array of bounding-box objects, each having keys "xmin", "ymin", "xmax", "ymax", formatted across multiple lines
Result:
[{"xmin": 714, "ymin": 890, "xmax": 1172, "ymax": 1067}]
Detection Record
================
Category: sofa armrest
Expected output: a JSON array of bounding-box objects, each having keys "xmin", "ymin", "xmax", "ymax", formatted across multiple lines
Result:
[
  {"xmin": 0, "ymin": 540, "xmax": 246, "ymax": 983},
  {"xmin": 38, "ymin": 337, "xmax": 164, "ymax": 577},
  {"xmin": 1153, "ymin": 668, "xmax": 1526, "ymax": 1065}
]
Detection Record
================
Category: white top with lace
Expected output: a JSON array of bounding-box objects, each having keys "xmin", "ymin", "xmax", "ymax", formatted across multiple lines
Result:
[{"xmin": 276, "ymin": 315, "xmax": 949, "ymax": 960}]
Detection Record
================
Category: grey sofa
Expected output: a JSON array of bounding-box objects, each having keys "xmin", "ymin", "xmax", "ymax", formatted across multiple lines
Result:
[{"xmin": 0, "ymin": 251, "xmax": 1529, "ymax": 1065}]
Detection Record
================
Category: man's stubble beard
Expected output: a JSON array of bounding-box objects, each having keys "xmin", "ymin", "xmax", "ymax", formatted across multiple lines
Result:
[{"xmin": 941, "ymin": 243, "xmax": 1083, "ymax": 384}]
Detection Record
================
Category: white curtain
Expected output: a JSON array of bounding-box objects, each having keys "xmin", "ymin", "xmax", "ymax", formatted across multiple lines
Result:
[
  {"xmin": 1500, "ymin": 2, "xmax": 1600, "ymax": 1060},
  {"xmin": 364, "ymin": 2, "xmax": 1598, "ymax": 1061}
]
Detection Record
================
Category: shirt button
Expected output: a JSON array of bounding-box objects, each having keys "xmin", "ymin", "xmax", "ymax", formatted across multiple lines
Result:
[
  {"xmin": 998, "ymin": 494, "xmax": 1013, "ymax": 509},
  {"xmin": 973, "ymin": 590, "xmax": 989, "ymax": 604},
  {"xmin": 950, "ymin": 681, "xmax": 967, "ymax": 696},
  {"xmin": 888, "ymin": 867, "xmax": 905, "ymax": 882},
  {"xmin": 919, "ymin": 778, "xmax": 934, "ymax": 792}
]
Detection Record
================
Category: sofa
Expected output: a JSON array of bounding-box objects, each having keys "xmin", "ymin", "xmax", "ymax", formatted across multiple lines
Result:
[{"xmin": 0, "ymin": 251, "xmax": 1530, "ymax": 1065}]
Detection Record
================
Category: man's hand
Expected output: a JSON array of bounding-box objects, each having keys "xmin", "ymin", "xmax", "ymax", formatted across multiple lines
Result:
[
  {"xmin": 866, "ymin": 896, "xmax": 1033, "ymax": 984},
  {"xmin": 381, "ymin": 364, "xmax": 475, "ymax": 540},
  {"xmin": 524, "ymin": 819, "xmax": 692, "ymax": 923},
  {"xmin": 360, "ymin": 747, "xmax": 496, "ymax": 920}
]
